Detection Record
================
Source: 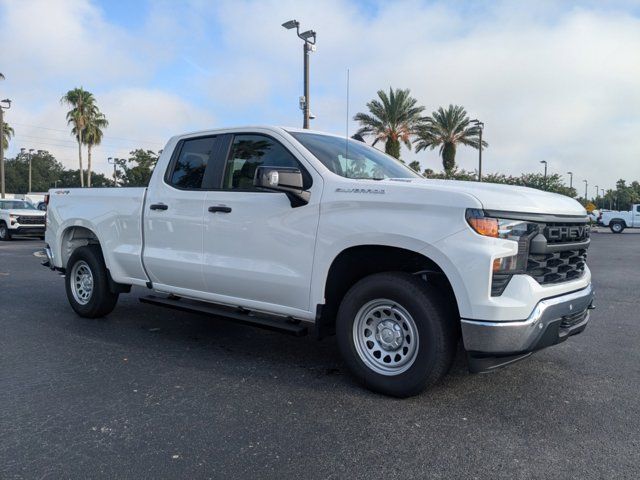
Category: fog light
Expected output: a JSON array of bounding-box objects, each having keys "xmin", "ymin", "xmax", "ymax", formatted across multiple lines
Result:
[{"xmin": 493, "ymin": 255, "xmax": 518, "ymax": 272}]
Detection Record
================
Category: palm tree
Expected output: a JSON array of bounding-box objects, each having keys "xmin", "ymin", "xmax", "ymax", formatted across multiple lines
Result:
[
  {"xmin": 415, "ymin": 104, "xmax": 487, "ymax": 174},
  {"xmin": 1, "ymin": 121, "xmax": 13, "ymax": 150},
  {"xmin": 353, "ymin": 87, "xmax": 424, "ymax": 160},
  {"xmin": 61, "ymin": 88, "xmax": 97, "ymax": 187},
  {"xmin": 74, "ymin": 112, "xmax": 108, "ymax": 187}
]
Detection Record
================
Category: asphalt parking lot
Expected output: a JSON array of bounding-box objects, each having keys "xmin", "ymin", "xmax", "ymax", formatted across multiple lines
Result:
[{"xmin": 1, "ymin": 232, "xmax": 638, "ymax": 479}]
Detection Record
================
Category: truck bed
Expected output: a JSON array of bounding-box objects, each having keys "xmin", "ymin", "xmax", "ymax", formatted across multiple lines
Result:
[{"xmin": 46, "ymin": 187, "xmax": 148, "ymax": 285}]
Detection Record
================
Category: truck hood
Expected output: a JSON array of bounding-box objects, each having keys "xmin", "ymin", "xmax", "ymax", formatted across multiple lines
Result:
[
  {"xmin": 4, "ymin": 209, "xmax": 46, "ymax": 216},
  {"xmin": 391, "ymin": 178, "xmax": 587, "ymax": 216}
]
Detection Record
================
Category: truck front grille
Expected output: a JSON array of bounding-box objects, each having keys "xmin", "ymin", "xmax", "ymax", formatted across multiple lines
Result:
[
  {"xmin": 527, "ymin": 248, "xmax": 587, "ymax": 284},
  {"xmin": 17, "ymin": 216, "xmax": 44, "ymax": 225}
]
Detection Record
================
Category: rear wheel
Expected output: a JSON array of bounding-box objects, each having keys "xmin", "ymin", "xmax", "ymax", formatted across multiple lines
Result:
[
  {"xmin": 610, "ymin": 222, "xmax": 625, "ymax": 233},
  {"xmin": 65, "ymin": 245, "xmax": 119, "ymax": 318},
  {"xmin": 0, "ymin": 222, "xmax": 12, "ymax": 241},
  {"xmin": 336, "ymin": 272, "xmax": 457, "ymax": 397}
]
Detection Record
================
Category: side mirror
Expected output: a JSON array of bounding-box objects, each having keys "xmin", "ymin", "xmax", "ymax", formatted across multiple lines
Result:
[{"xmin": 254, "ymin": 166, "xmax": 310, "ymax": 207}]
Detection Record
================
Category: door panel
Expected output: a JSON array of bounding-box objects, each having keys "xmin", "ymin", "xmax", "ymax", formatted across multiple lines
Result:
[
  {"xmin": 143, "ymin": 135, "xmax": 220, "ymax": 292},
  {"xmin": 201, "ymin": 132, "xmax": 321, "ymax": 312},
  {"xmin": 202, "ymin": 190, "xmax": 319, "ymax": 311}
]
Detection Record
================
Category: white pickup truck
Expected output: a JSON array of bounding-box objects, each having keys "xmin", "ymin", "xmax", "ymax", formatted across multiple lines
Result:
[
  {"xmin": 0, "ymin": 199, "xmax": 46, "ymax": 240},
  {"xmin": 599, "ymin": 204, "xmax": 640, "ymax": 233},
  {"xmin": 44, "ymin": 126, "xmax": 594, "ymax": 397}
]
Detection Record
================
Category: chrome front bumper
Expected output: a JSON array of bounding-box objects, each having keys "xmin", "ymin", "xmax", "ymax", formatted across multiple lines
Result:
[{"xmin": 461, "ymin": 284, "xmax": 594, "ymax": 356}]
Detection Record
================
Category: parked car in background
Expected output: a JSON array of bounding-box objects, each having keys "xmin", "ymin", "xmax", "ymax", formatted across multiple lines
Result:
[
  {"xmin": 600, "ymin": 204, "xmax": 640, "ymax": 233},
  {"xmin": 43, "ymin": 126, "xmax": 594, "ymax": 397},
  {"xmin": 0, "ymin": 199, "xmax": 46, "ymax": 241}
]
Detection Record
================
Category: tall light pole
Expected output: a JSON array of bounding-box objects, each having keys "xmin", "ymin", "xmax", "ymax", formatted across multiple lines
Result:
[
  {"xmin": 0, "ymin": 72, "xmax": 11, "ymax": 198},
  {"xmin": 107, "ymin": 157, "xmax": 118, "ymax": 186},
  {"xmin": 21, "ymin": 148, "xmax": 40, "ymax": 193},
  {"xmin": 583, "ymin": 179, "xmax": 588, "ymax": 202},
  {"xmin": 567, "ymin": 171, "xmax": 573, "ymax": 190},
  {"xmin": 282, "ymin": 19, "xmax": 317, "ymax": 129},
  {"xmin": 470, "ymin": 119, "xmax": 484, "ymax": 181},
  {"xmin": 540, "ymin": 160, "xmax": 548, "ymax": 190}
]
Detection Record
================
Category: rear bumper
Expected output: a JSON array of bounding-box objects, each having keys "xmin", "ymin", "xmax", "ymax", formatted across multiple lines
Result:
[{"xmin": 461, "ymin": 284, "xmax": 594, "ymax": 371}]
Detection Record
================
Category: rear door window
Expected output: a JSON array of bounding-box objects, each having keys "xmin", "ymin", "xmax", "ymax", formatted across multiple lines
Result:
[{"xmin": 167, "ymin": 137, "xmax": 217, "ymax": 189}]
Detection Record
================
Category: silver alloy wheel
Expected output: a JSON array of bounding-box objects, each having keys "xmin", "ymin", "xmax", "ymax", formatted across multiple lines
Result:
[
  {"xmin": 612, "ymin": 223, "xmax": 622, "ymax": 232},
  {"xmin": 70, "ymin": 260, "xmax": 94, "ymax": 305},
  {"xmin": 352, "ymin": 299, "xmax": 419, "ymax": 376},
  {"xmin": 0, "ymin": 224, "xmax": 6, "ymax": 239}
]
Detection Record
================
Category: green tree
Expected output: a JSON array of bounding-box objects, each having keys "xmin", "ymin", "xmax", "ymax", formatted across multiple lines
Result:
[
  {"xmin": 61, "ymin": 87, "xmax": 98, "ymax": 187},
  {"xmin": 1, "ymin": 120, "xmax": 14, "ymax": 150},
  {"xmin": 115, "ymin": 149, "xmax": 159, "ymax": 187},
  {"xmin": 353, "ymin": 87, "xmax": 424, "ymax": 160},
  {"xmin": 73, "ymin": 111, "xmax": 108, "ymax": 187},
  {"xmin": 415, "ymin": 104, "xmax": 487, "ymax": 173},
  {"xmin": 57, "ymin": 169, "xmax": 111, "ymax": 188},
  {"xmin": 408, "ymin": 160, "xmax": 421, "ymax": 173}
]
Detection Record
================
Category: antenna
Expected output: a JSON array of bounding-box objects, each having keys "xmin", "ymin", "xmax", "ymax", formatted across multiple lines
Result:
[{"xmin": 345, "ymin": 68, "xmax": 350, "ymax": 161}]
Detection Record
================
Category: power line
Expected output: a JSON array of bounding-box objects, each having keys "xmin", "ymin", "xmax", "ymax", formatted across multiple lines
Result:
[{"xmin": 10, "ymin": 122, "xmax": 164, "ymax": 146}]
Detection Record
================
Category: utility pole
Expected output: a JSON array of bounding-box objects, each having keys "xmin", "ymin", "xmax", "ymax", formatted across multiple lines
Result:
[
  {"xmin": 540, "ymin": 160, "xmax": 548, "ymax": 190},
  {"xmin": 567, "ymin": 171, "xmax": 573, "ymax": 190},
  {"xmin": 282, "ymin": 20, "xmax": 317, "ymax": 129},
  {"xmin": 471, "ymin": 119, "xmax": 484, "ymax": 181}
]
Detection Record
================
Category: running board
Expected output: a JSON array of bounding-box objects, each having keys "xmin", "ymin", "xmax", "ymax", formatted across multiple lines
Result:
[{"xmin": 139, "ymin": 295, "xmax": 308, "ymax": 337}]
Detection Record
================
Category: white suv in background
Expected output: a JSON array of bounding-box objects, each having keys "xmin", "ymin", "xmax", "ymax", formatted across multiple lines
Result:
[{"xmin": 0, "ymin": 199, "xmax": 46, "ymax": 241}]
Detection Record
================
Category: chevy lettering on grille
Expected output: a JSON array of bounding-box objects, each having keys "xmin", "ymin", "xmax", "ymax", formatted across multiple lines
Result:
[{"xmin": 544, "ymin": 225, "xmax": 590, "ymax": 243}]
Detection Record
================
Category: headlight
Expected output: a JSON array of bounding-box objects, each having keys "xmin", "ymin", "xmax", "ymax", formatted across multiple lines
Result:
[
  {"xmin": 466, "ymin": 209, "xmax": 537, "ymax": 241},
  {"xmin": 466, "ymin": 209, "xmax": 540, "ymax": 296}
]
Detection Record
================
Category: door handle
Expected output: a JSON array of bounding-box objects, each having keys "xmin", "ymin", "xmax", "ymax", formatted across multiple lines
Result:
[
  {"xmin": 150, "ymin": 203, "xmax": 168, "ymax": 211},
  {"xmin": 208, "ymin": 205, "xmax": 232, "ymax": 213}
]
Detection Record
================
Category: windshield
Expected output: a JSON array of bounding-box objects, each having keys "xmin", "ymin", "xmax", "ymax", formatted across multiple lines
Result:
[
  {"xmin": 290, "ymin": 132, "xmax": 420, "ymax": 180},
  {"xmin": 0, "ymin": 200, "xmax": 36, "ymax": 210}
]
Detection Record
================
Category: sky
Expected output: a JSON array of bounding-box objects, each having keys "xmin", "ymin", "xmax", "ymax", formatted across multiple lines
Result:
[{"xmin": 1, "ymin": 0, "xmax": 639, "ymax": 191}]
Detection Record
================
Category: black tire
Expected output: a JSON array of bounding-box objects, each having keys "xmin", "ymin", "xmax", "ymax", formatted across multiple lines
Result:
[
  {"xmin": 336, "ymin": 272, "xmax": 457, "ymax": 397},
  {"xmin": 65, "ymin": 245, "xmax": 119, "ymax": 318},
  {"xmin": 610, "ymin": 222, "xmax": 625, "ymax": 234},
  {"xmin": 0, "ymin": 222, "xmax": 12, "ymax": 241}
]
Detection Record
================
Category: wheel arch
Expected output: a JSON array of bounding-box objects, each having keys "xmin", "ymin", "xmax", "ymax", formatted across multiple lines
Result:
[
  {"xmin": 609, "ymin": 218, "xmax": 627, "ymax": 227},
  {"xmin": 316, "ymin": 244, "xmax": 462, "ymax": 338},
  {"xmin": 59, "ymin": 225, "xmax": 102, "ymax": 270}
]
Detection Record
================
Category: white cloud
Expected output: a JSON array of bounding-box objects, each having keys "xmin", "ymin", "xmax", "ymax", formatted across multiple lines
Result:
[{"xmin": 1, "ymin": 0, "xmax": 639, "ymax": 190}]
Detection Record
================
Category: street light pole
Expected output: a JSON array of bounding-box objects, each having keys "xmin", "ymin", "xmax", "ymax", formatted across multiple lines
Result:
[
  {"xmin": 470, "ymin": 119, "xmax": 484, "ymax": 181},
  {"xmin": 28, "ymin": 148, "xmax": 35, "ymax": 193},
  {"xmin": 0, "ymin": 95, "xmax": 11, "ymax": 199},
  {"xmin": 107, "ymin": 157, "xmax": 118, "ymax": 186},
  {"xmin": 567, "ymin": 171, "xmax": 573, "ymax": 190},
  {"xmin": 540, "ymin": 160, "xmax": 548, "ymax": 190},
  {"xmin": 583, "ymin": 179, "xmax": 588, "ymax": 203},
  {"xmin": 282, "ymin": 19, "xmax": 317, "ymax": 129}
]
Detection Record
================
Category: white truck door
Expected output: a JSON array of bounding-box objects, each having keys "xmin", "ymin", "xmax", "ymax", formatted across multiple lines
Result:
[
  {"xmin": 202, "ymin": 132, "xmax": 321, "ymax": 313},
  {"xmin": 634, "ymin": 205, "xmax": 640, "ymax": 227},
  {"xmin": 143, "ymin": 135, "xmax": 223, "ymax": 292}
]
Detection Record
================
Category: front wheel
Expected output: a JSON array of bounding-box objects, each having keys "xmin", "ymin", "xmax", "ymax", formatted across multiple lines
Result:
[
  {"xmin": 610, "ymin": 222, "xmax": 625, "ymax": 233},
  {"xmin": 0, "ymin": 222, "xmax": 12, "ymax": 241},
  {"xmin": 336, "ymin": 272, "xmax": 457, "ymax": 397},
  {"xmin": 65, "ymin": 245, "xmax": 119, "ymax": 318}
]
